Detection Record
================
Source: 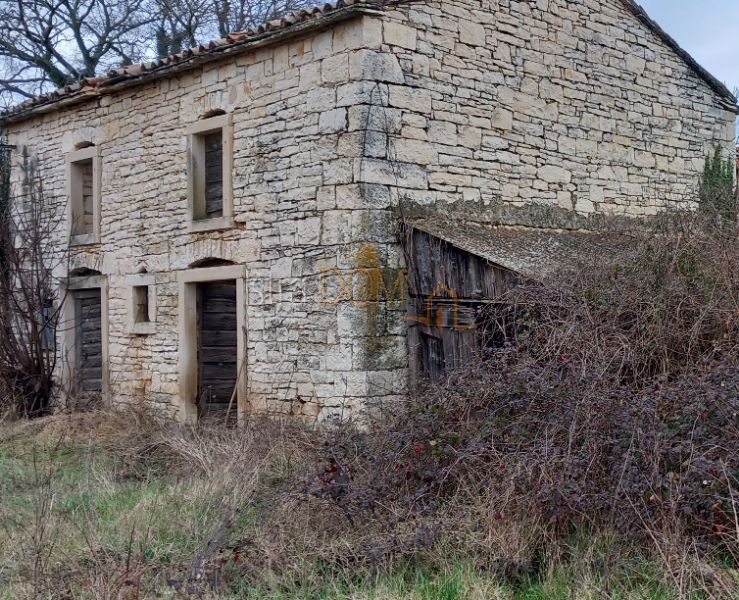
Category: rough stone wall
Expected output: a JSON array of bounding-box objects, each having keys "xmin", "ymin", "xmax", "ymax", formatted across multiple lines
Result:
[
  {"xmin": 4, "ymin": 0, "xmax": 737, "ymax": 421},
  {"xmin": 5, "ymin": 14, "xmax": 407, "ymax": 422},
  {"xmin": 363, "ymin": 0, "xmax": 736, "ymax": 227}
]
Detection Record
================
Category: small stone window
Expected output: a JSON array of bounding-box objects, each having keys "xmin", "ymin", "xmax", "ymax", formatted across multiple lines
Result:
[
  {"xmin": 133, "ymin": 285, "xmax": 150, "ymax": 323},
  {"xmin": 67, "ymin": 145, "xmax": 101, "ymax": 245},
  {"xmin": 187, "ymin": 114, "xmax": 234, "ymax": 233},
  {"xmin": 127, "ymin": 273, "xmax": 156, "ymax": 335}
]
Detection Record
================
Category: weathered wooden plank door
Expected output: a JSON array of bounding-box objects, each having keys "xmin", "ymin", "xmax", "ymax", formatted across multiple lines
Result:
[
  {"xmin": 419, "ymin": 332, "xmax": 446, "ymax": 381},
  {"xmin": 74, "ymin": 289, "xmax": 102, "ymax": 392},
  {"xmin": 407, "ymin": 229, "xmax": 518, "ymax": 381},
  {"xmin": 197, "ymin": 281, "xmax": 238, "ymax": 416}
]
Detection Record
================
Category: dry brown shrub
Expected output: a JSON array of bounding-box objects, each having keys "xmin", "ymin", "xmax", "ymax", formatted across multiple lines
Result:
[
  {"xmin": 508, "ymin": 211, "xmax": 739, "ymax": 387},
  {"xmin": 10, "ymin": 211, "xmax": 739, "ymax": 597},
  {"xmin": 295, "ymin": 212, "xmax": 739, "ymax": 586}
]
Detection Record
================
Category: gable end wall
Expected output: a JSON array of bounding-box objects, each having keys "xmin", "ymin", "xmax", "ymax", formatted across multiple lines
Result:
[{"xmin": 364, "ymin": 0, "xmax": 736, "ymax": 226}]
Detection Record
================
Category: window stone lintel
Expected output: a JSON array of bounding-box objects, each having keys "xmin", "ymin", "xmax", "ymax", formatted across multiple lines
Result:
[
  {"xmin": 125, "ymin": 273, "xmax": 156, "ymax": 286},
  {"xmin": 67, "ymin": 145, "xmax": 98, "ymax": 163},
  {"xmin": 187, "ymin": 114, "xmax": 232, "ymax": 135}
]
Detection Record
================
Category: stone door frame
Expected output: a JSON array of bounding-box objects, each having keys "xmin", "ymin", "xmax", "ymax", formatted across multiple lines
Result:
[{"xmin": 177, "ymin": 264, "xmax": 247, "ymax": 423}]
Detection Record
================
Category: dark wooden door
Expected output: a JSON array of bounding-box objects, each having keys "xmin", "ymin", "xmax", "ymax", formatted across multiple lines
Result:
[
  {"xmin": 75, "ymin": 289, "xmax": 102, "ymax": 392},
  {"xmin": 197, "ymin": 281, "xmax": 237, "ymax": 415}
]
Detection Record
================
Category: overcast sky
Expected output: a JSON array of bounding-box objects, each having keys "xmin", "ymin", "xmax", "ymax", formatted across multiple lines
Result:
[{"xmin": 639, "ymin": 0, "xmax": 739, "ymax": 93}]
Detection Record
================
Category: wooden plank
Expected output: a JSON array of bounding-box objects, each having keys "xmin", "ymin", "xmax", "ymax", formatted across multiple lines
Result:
[
  {"xmin": 79, "ymin": 159, "xmax": 95, "ymax": 234},
  {"xmin": 81, "ymin": 344, "xmax": 102, "ymax": 353},
  {"xmin": 198, "ymin": 281, "xmax": 237, "ymax": 411},
  {"xmin": 197, "ymin": 347, "xmax": 236, "ymax": 362},
  {"xmin": 420, "ymin": 333, "xmax": 445, "ymax": 381},
  {"xmin": 410, "ymin": 229, "xmax": 516, "ymax": 300},
  {"xmin": 202, "ymin": 281, "xmax": 237, "ymax": 299},
  {"xmin": 198, "ymin": 382, "xmax": 235, "ymax": 405},
  {"xmin": 81, "ymin": 379, "xmax": 102, "ymax": 392},
  {"xmin": 80, "ymin": 367, "xmax": 103, "ymax": 379},
  {"xmin": 201, "ymin": 312, "xmax": 237, "ymax": 330},
  {"xmin": 199, "ymin": 329, "xmax": 237, "ymax": 347},
  {"xmin": 202, "ymin": 302, "xmax": 237, "ymax": 315},
  {"xmin": 408, "ymin": 228, "xmax": 522, "ymax": 381},
  {"xmin": 204, "ymin": 131, "xmax": 224, "ymax": 218},
  {"xmin": 201, "ymin": 362, "xmax": 237, "ymax": 379}
]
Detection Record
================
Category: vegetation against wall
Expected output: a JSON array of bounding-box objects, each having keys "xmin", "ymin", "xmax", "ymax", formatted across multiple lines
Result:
[
  {"xmin": 1, "ymin": 209, "xmax": 738, "ymax": 597},
  {"xmin": 0, "ymin": 145, "xmax": 67, "ymax": 417},
  {"xmin": 699, "ymin": 145, "xmax": 737, "ymax": 223}
]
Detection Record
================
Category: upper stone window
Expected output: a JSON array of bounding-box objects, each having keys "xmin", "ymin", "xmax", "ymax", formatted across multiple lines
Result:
[
  {"xmin": 134, "ymin": 285, "xmax": 150, "ymax": 323},
  {"xmin": 187, "ymin": 114, "xmax": 234, "ymax": 233},
  {"xmin": 67, "ymin": 144, "xmax": 101, "ymax": 245}
]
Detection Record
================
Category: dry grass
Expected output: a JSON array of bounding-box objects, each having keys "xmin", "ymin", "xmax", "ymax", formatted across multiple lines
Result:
[
  {"xmin": 2, "ymin": 212, "xmax": 739, "ymax": 598},
  {"xmin": 0, "ymin": 406, "xmax": 736, "ymax": 599}
]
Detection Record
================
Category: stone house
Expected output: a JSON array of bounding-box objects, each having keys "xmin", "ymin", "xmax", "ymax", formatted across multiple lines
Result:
[{"xmin": 1, "ymin": 0, "xmax": 736, "ymax": 423}]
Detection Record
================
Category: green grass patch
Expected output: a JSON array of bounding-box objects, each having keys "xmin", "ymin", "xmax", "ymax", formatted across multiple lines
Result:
[{"xmin": 1, "ymin": 416, "xmax": 736, "ymax": 599}]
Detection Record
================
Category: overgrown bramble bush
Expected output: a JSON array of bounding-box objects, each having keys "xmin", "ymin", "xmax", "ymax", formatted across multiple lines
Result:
[
  {"xmin": 512, "ymin": 212, "xmax": 739, "ymax": 386},
  {"xmin": 303, "ymin": 358, "xmax": 738, "ymax": 564},
  {"xmin": 300, "ymin": 211, "xmax": 739, "ymax": 577},
  {"xmin": 9, "ymin": 211, "xmax": 739, "ymax": 597}
]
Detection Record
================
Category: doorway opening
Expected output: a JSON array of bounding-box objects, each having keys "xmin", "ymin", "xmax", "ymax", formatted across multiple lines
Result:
[
  {"xmin": 196, "ymin": 280, "xmax": 238, "ymax": 418},
  {"xmin": 178, "ymin": 263, "xmax": 245, "ymax": 424}
]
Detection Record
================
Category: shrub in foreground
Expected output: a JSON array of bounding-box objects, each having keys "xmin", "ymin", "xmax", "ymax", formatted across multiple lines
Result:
[
  {"xmin": 298, "ymin": 213, "xmax": 739, "ymax": 590},
  {"xmin": 4, "ymin": 212, "xmax": 739, "ymax": 597}
]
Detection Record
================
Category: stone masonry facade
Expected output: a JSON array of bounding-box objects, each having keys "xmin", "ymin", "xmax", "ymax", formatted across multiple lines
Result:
[
  {"xmin": 2, "ymin": 0, "xmax": 736, "ymax": 422},
  {"xmin": 367, "ymin": 0, "xmax": 736, "ymax": 226}
]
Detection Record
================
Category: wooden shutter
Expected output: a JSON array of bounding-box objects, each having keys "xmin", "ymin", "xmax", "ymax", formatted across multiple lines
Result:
[{"xmin": 203, "ymin": 131, "xmax": 224, "ymax": 218}]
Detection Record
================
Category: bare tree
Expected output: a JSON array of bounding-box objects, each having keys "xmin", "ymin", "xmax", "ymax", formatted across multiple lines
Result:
[
  {"xmin": 0, "ymin": 144, "xmax": 68, "ymax": 417},
  {"xmin": 0, "ymin": 0, "xmax": 153, "ymax": 103},
  {"xmin": 0, "ymin": 0, "xmax": 315, "ymax": 103},
  {"xmin": 152, "ymin": 0, "xmax": 311, "ymax": 56},
  {"xmin": 154, "ymin": 0, "xmax": 209, "ymax": 57},
  {"xmin": 210, "ymin": 0, "xmax": 311, "ymax": 37}
]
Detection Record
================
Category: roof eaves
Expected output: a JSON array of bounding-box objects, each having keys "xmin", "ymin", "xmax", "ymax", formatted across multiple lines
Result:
[
  {"xmin": 4, "ymin": 0, "xmax": 736, "ymax": 125},
  {"xmin": 98, "ymin": 4, "xmax": 383, "ymax": 90},
  {"xmin": 0, "ymin": 1, "xmax": 384, "ymax": 126}
]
